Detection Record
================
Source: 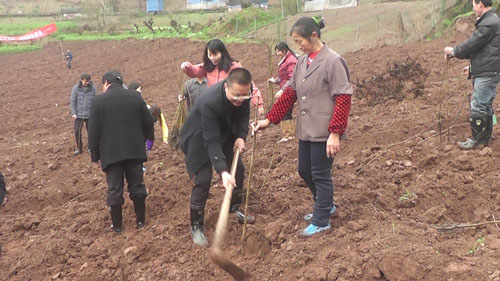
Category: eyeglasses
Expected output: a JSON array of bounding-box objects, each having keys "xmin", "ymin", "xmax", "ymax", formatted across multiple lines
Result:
[
  {"xmin": 230, "ymin": 94, "xmax": 252, "ymax": 101},
  {"xmin": 227, "ymin": 87, "xmax": 253, "ymax": 101}
]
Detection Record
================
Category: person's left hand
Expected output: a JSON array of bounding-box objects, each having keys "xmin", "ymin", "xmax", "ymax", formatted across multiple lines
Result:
[
  {"xmin": 234, "ymin": 138, "xmax": 245, "ymax": 152},
  {"xmin": 326, "ymin": 133, "xmax": 340, "ymax": 158}
]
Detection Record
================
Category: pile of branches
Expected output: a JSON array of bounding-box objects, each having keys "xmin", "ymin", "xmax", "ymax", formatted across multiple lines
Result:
[{"xmin": 354, "ymin": 56, "xmax": 429, "ymax": 106}]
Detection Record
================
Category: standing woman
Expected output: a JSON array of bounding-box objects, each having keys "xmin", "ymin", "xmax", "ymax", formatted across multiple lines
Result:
[
  {"xmin": 268, "ymin": 42, "xmax": 298, "ymax": 143},
  {"xmin": 254, "ymin": 16, "xmax": 352, "ymax": 237},
  {"xmin": 181, "ymin": 39, "xmax": 264, "ymax": 115}
]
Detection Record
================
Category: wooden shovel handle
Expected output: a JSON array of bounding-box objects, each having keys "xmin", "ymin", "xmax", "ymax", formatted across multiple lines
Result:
[{"xmin": 212, "ymin": 148, "xmax": 240, "ymax": 249}]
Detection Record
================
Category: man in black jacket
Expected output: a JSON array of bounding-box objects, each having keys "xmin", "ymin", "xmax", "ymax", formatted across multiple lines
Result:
[
  {"xmin": 88, "ymin": 71, "xmax": 154, "ymax": 233},
  {"xmin": 180, "ymin": 68, "xmax": 255, "ymax": 246},
  {"xmin": 444, "ymin": 0, "xmax": 500, "ymax": 150}
]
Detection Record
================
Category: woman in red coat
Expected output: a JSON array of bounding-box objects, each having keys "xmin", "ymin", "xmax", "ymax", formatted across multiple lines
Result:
[
  {"xmin": 181, "ymin": 39, "xmax": 264, "ymax": 115},
  {"xmin": 269, "ymin": 42, "xmax": 298, "ymax": 142}
]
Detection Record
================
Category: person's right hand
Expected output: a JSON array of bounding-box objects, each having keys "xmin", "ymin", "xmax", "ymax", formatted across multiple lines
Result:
[
  {"xmin": 177, "ymin": 95, "xmax": 185, "ymax": 102},
  {"xmin": 251, "ymin": 119, "xmax": 271, "ymax": 135},
  {"xmin": 180, "ymin": 62, "xmax": 190, "ymax": 72},
  {"xmin": 72, "ymin": 114, "xmax": 77, "ymax": 120},
  {"xmin": 221, "ymin": 171, "xmax": 236, "ymax": 190},
  {"xmin": 268, "ymin": 77, "xmax": 276, "ymax": 83}
]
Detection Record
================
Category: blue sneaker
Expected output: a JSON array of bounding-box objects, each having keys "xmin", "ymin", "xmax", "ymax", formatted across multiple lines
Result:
[
  {"xmin": 299, "ymin": 223, "xmax": 331, "ymax": 237},
  {"xmin": 304, "ymin": 205, "xmax": 336, "ymax": 222}
]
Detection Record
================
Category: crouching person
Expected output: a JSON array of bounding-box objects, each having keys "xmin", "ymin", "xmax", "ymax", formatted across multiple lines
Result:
[
  {"xmin": 88, "ymin": 71, "xmax": 154, "ymax": 233},
  {"xmin": 180, "ymin": 68, "xmax": 255, "ymax": 246}
]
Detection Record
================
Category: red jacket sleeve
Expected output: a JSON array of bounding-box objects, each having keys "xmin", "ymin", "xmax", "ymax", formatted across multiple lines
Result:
[
  {"xmin": 184, "ymin": 63, "xmax": 207, "ymax": 79},
  {"xmin": 266, "ymin": 86, "xmax": 297, "ymax": 124},
  {"xmin": 328, "ymin": 94, "xmax": 351, "ymax": 135}
]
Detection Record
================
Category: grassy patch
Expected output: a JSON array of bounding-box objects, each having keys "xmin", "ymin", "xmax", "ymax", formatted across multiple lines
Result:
[
  {"xmin": 0, "ymin": 20, "xmax": 76, "ymax": 35},
  {"xmin": 0, "ymin": 44, "xmax": 41, "ymax": 54},
  {"xmin": 322, "ymin": 25, "xmax": 356, "ymax": 41},
  {"xmin": 0, "ymin": 8, "xmax": 278, "ymax": 54}
]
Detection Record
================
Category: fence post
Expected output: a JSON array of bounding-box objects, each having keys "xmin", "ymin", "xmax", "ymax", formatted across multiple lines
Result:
[
  {"xmin": 355, "ymin": 23, "xmax": 359, "ymax": 51},
  {"xmin": 277, "ymin": 18, "xmax": 281, "ymax": 41},
  {"xmin": 254, "ymin": 16, "xmax": 257, "ymax": 36},
  {"xmin": 236, "ymin": 18, "xmax": 239, "ymax": 34}
]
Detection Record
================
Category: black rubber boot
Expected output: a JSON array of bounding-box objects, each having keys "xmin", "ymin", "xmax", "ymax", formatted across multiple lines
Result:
[
  {"xmin": 230, "ymin": 204, "xmax": 256, "ymax": 225},
  {"xmin": 110, "ymin": 205, "xmax": 122, "ymax": 234},
  {"xmin": 133, "ymin": 197, "xmax": 146, "ymax": 228},
  {"xmin": 458, "ymin": 114, "xmax": 489, "ymax": 150},
  {"xmin": 190, "ymin": 208, "xmax": 209, "ymax": 247}
]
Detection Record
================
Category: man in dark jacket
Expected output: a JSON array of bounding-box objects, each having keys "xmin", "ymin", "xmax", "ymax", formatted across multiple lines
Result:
[
  {"xmin": 70, "ymin": 73, "xmax": 96, "ymax": 155},
  {"xmin": 0, "ymin": 171, "xmax": 5, "ymax": 208},
  {"xmin": 180, "ymin": 68, "xmax": 255, "ymax": 246},
  {"xmin": 444, "ymin": 0, "xmax": 500, "ymax": 150},
  {"xmin": 88, "ymin": 70, "xmax": 154, "ymax": 234},
  {"xmin": 64, "ymin": 48, "xmax": 72, "ymax": 69}
]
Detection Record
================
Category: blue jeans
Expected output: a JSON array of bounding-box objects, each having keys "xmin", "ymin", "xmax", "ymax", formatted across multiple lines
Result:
[
  {"xmin": 298, "ymin": 141, "xmax": 334, "ymax": 227},
  {"xmin": 471, "ymin": 75, "xmax": 500, "ymax": 115}
]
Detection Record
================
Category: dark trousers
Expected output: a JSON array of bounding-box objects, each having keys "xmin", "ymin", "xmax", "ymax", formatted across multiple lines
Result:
[
  {"xmin": 190, "ymin": 143, "xmax": 245, "ymax": 211},
  {"xmin": 74, "ymin": 118, "xmax": 88, "ymax": 152},
  {"xmin": 105, "ymin": 160, "xmax": 148, "ymax": 206},
  {"xmin": 0, "ymin": 171, "xmax": 5, "ymax": 207},
  {"xmin": 298, "ymin": 141, "xmax": 334, "ymax": 227},
  {"xmin": 66, "ymin": 59, "xmax": 72, "ymax": 69}
]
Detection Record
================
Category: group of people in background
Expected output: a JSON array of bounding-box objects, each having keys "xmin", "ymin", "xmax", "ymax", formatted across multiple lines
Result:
[{"xmin": 3, "ymin": 1, "xmax": 493, "ymax": 251}]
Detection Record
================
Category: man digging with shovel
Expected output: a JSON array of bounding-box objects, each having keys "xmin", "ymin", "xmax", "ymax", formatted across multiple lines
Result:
[{"xmin": 180, "ymin": 68, "xmax": 255, "ymax": 246}]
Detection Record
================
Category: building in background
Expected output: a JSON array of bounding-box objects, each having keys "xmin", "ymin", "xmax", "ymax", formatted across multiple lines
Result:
[
  {"xmin": 187, "ymin": 0, "xmax": 227, "ymax": 10},
  {"xmin": 147, "ymin": 0, "xmax": 164, "ymax": 12},
  {"xmin": 304, "ymin": 0, "xmax": 357, "ymax": 12}
]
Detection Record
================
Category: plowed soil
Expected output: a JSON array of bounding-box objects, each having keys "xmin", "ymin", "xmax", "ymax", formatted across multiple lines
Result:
[{"xmin": 1, "ymin": 20, "xmax": 500, "ymax": 281}]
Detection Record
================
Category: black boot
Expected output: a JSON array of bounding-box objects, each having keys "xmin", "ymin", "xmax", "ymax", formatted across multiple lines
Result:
[
  {"xmin": 458, "ymin": 114, "xmax": 489, "ymax": 150},
  {"xmin": 230, "ymin": 204, "xmax": 256, "ymax": 225},
  {"xmin": 110, "ymin": 205, "xmax": 122, "ymax": 234},
  {"xmin": 133, "ymin": 196, "xmax": 146, "ymax": 228},
  {"xmin": 190, "ymin": 208, "xmax": 209, "ymax": 247}
]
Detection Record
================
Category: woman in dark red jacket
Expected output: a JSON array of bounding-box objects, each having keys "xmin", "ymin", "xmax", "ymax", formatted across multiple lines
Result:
[{"xmin": 269, "ymin": 42, "xmax": 298, "ymax": 143}]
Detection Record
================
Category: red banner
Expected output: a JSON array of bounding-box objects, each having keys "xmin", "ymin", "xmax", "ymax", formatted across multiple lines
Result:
[{"xmin": 0, "ymin": 23, "xmax": 58, "ymax": 42}]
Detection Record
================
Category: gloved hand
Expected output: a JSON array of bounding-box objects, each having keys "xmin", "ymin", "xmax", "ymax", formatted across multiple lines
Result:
[
  {"xmin": 177, "ymin": 95, "xmax": 185, "ymax": 102},
  {"xmin": 180, "ymin": 62, "xmax": 190, "ymax": 72},
  {"xmin": 146, "ymin": 139, "xmax": 154, "ymax": 152},
  {"xmin": 268, "ymin": 77, "xmax": 276, "ymax": 83}
]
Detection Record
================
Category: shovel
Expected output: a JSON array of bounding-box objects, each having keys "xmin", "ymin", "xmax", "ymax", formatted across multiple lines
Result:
[{"xmin": 210, "ymin": 148, "xmax": 250, "ymax": 281}]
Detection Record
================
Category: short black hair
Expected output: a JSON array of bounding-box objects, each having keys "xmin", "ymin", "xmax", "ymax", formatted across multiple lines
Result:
[
  {"xmin": 128, "ymin": 81, "xmax": 142, "ymax": 91},
  {"xmin": 290, "ymin": 16, "xmax": 325, "ymax": 40},
  {"xmin": 226, "ymin": 67, "xmax": 252, "ymax": 87},
  {"xmin": 474, "ymin": 0, "xmax": 492, "ymax": 7},
  {"xmin": 80, "ymin": 73, "xmax": 91, "ymax": 81},
  {"xmin": 102, "ymin": 70, "xmax": 123, "ymax": 85}
]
